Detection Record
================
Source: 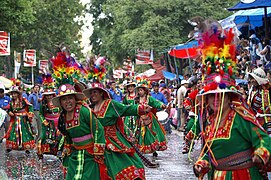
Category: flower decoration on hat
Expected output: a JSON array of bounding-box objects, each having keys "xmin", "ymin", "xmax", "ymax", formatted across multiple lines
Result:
[
  {"xmin": 42, "ymin": 74, "xmax": 55, "ymax": 94},
  {"xmin": 136, "ymin": 75, "xmax": 151, "ymax": 89},
  {"xmin": 86, "ymin": 56, "xmax": 107, "ymax": 83},
  {"xmin": 198, "ymin": 25, "xmax": 239, "ymax": 95},
  {"xmin": 51, "ymin": 52, "xmax": 85, "ymax": 88}
]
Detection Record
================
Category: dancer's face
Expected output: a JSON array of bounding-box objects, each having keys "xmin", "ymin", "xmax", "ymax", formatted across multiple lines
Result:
[
  {"xmin": 89, "ymin": 89, "xmax": 103, "ymax": 103},
  {"xmin": 45, "ymin": 94, "xmax": 54, "ymax": 101},
  {"xmin": 206, "ymin": 93, "xmax": 231, "ymax": 112},
  {"xmin": 127, "ymin": 85, "xmax": 135, "ymax": 93},
  {"xmin": 138, "ymin": 88, "xmax": 146, "ymax": 97},
  {"xmin": 60, "ymin": 95, "xmax": 76, "ymax": 112},
  {"xmin": 11, "ymin": 92, "xmax": 19, "ymax": 100}
]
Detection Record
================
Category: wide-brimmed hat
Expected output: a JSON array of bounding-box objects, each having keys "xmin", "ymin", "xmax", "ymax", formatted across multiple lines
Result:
[
  {"xmin": 9, "ymin": 86, "xmax": 21, "ymax": 94},
  {"xmin": 197, "ymin": 73, "xmax": 242, "ymax": 99},
  {"xmin": 52, "ymin": 84, "xmax": 85, "ymax": 107},
  {"xmin": 181, "ymin": 80, "xmax": 189, "ymax": 85},
  {"xmin": 247, "ymin": 68, "xmax": 269, "ymax": 85},
  {"xmin": 74, "ymin": 82, "xmax": 88, "ymax": 93},
  {"xmin": 135, "ymin": 81, "xmax": 150, "ymax": 94},
  {"xmin": 124, "ymin": 81, "xmax": 136, "ymax": 88},
  {"xmin": 83, "ymin": 82, "xmax": 111, "ymax": 100},
  {"xmin": 42, "ymin": 74, "xmax": 56, "ymax": 96},
  {"xmin": 42, "ymin": 89, "xmax": 56, "ymax": 96}
]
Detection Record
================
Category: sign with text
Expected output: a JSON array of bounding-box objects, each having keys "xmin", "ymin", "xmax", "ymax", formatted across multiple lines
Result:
[
  {"xmin": 39, "ymin": 60, "xmax": 48, "ymax": 74},
  {"xmin": 0, "ymin": 31, "xmax": 10, "ymax": 56},
  {"xmin": 23, "ymin": 49, "xmax": 36, "ymax": 67},
  {"xmin": 135, "ymin": 49, "xmax": 154, "ymax": 65}
]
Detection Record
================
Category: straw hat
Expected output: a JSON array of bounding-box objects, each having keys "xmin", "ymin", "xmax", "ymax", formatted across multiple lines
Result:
[
  {"xmin": 247, "ymin": 68, "xmax": 269, "ymax": 85},
  {"xmin": 83, "ymin": 82, "xmax": 111, "ymax": 100},
  {"xmin": 52, "ymin": 84, "xmax": 85, "ymax": 107},
  {"xmin": 9, "ymin": 86, "xmax": 21, "ymax": 94}
]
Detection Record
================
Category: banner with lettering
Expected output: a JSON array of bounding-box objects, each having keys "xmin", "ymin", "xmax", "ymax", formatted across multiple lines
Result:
[
  {"xmin": 113, "ymin": 69, "xmax": 124, "ymax": 79},
  {"xmin": 135, "ymin": 49, "xmax": 154, "ymax": 65},
  {"xmin": 39, "ymin": 60, "xmax": 48, "ymax": 74},
  {"xmin": 23, "ymin": 49, "xmax": 36, "ymax": 67},
  {"xmin": 0, "ymin": 31, "xmax": 10, "ymax": 56}
]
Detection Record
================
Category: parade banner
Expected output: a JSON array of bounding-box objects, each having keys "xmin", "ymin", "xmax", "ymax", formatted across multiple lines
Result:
[
  {"xmin": 23, "ymin": 49, "xmax": 36, "ymax": 67},
  {"xmin": 14, "ymin": 51, "xmax": 21, "ymax": 79},
  {"xmin": 113, "ymin": 69, "xmax": 124, "ymax": 79},
  {"xmin": 39, "ymin": 60, "xmax": 49, "ymax": 74},
  {"xmin": 135, "ymin": 49, "xmax": 154, "ymax": 65},
  {"xmin": 0, "ymin": 31, "xmax": 10, "ymax": 56}
]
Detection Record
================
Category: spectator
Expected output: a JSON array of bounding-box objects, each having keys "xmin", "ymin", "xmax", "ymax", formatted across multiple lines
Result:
[
  {"xmin": 28, "ymin": 84, "xmax": 42, "ymax": 141},
  {"xmin": 176, "ymin": 80, "xmax": 189, "ymax": 131},
  {"xmin": 108, "ymin": 81, "xmax": 123, "ymax": 102},
  {"xmin": 150, "ymin": 82, "xmax": 168, "ymax": 107}
]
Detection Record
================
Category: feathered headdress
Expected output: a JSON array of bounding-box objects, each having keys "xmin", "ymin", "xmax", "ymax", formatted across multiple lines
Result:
[
  {"xmin": 196, "ymin": 19, "xmax": 241, "ymax": 97},
  {"xmin": 86, "ymin": 56, "xmax": 107, "ymax": 83},
  {"xmin": 42, "ymin": 74, "xmax": 55, "ymax": 95},
  {"xmin": 51, "ymin": 52, "xmax": 86, "ymax": 88}
]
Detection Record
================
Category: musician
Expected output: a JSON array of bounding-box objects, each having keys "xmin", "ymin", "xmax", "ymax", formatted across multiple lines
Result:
[
  {"xmin": 108, "ymin": 81, "xmax": 123, "ymax": 102},
  {"xmin": 83, "ymin": 82, "xmax": 153, "ymax": 179}
]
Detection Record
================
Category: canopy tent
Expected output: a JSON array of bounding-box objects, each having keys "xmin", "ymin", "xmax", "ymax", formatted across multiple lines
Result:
[
  {"xmin": 221, "ymin": 7, "xmax": 271, "ymax": 30},
  {"xmin": 228, "ymin": 0, "xmax": 271, "ymax": 39},
  {"xmin": 162, "ymin": 71, "xmax": 183, "ymax": 81},
  {"xmin": 168, "ymin": 40, "xmax": 199, "ymax": 59},
  {"xmin": 0, "ymin": 76, "xmax": 12, "ymax": 89}
]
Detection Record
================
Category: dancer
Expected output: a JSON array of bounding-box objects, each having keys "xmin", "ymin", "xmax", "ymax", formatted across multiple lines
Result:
[
  {"xmin": 51, "ymin": 51, "xmax": 110, "ymax": 180},
  {"xmin": 5, "ymin": 85, "xmax": 36, "ymax": 153},
  {"xmin": 122, "ymin": 80, "xmax": 137, "ymax": 139},
  {"xmin": 83, "ymin": 81, "xmax": 153, "ymax": 179},
  {"xmin": 135, "ymin": 80, "xmax": 167, "ymax": 159},
  {"xmin": 192, "ymin": 20, "xmax": 271, "ymax": 180},
  {"xmin": 37, "ymin": 74, "xmax": 61, "ymax": 159}
]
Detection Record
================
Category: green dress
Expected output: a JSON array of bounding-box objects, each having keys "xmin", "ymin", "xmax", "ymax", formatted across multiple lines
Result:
[
  {"xmin": 137, "ymin": 96, "xmax": 167, "ymax": 153},
  {"xmin": 195, "ymin": 100, "xmax": 271, "ymax": 180},
  {"xmin": 94, "ymin": 99, "xmax": 145, "ymax": 180},
  {"xmin": 61, "ymin": 103, "xmax": 108, "ymax": 180},
  {"xmin": 5, "ymin": 97, "xmax": 35, "ymax": 150},
  {"xmin": 37, "ymin": 102, "xmax": 61, "ymax": 156},
  {"xmin": 122, "ymin": 94, "xmax": 138, "ymax": 139}
]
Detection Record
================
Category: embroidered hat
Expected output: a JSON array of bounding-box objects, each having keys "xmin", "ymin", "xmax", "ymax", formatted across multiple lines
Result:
[
  {"xmin": 9, "ymin": 85, "xmax": 21, "ymax": 94},
  {"xmin": 247, "ymin": 68, "xmax": 269, "ymax": 85},
  {"xmin": 83, "ymin": 82, "xmax": 111, "ymax": 100},
  {"xmin": 52, "ymin": 84, "xmax": 85, "ymax": 107}
]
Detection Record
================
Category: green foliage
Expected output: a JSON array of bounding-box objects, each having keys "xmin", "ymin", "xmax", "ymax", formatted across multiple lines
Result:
[
  {"xmin": 88, "ymin": 0, "xmax": 239, "ymax": 70},
  {"xmin": 0, "ymin": 0, "xmax": 85, "ymax": 80}
]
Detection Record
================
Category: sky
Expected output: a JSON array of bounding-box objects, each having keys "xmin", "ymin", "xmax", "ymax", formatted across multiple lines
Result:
[{"xmin": 80, "ymin": 0, "xmax": 93, "ymax": 55}]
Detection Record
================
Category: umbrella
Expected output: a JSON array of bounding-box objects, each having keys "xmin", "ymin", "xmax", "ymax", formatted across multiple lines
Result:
[
  {"xmin": 228, "ymin": 0, "xmax": 271, "ymax": 39},
  {"xmin": 168, "ymin": 40, "xmax": 199, "ymax": 59}
]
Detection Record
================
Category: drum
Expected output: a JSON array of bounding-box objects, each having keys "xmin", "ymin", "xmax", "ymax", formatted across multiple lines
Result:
[
  {"xmin": 156, "ymin": 111, "xmax": 169, "ymax": 125},
  {"xmin": 0, "ymin": 108, "xmax": 7, "ymax": 128}
]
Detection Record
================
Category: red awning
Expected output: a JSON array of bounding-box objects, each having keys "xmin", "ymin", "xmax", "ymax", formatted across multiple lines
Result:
[{"xmin": 148, "ymin": 61, "xmax": 166, "ymax": 82}]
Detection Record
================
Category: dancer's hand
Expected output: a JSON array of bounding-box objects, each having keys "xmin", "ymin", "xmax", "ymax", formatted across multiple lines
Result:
[
  {"xmin": 252, "ymin": 155, "xmax": 263, "ymax": 164},
  {"xmin": 9, "ymin": 112, "xmax": 14, "ymax": 117}
]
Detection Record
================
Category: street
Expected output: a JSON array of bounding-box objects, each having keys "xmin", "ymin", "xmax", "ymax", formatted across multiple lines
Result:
[{"xmin": 0, "ymin": 129, "xmax": 199, "ymax": 180}]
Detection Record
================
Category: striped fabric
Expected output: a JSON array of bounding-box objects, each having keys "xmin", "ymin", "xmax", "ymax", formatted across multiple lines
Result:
[{"xmin": 74, "ymin": 150, "xmax": 85, "ymax": 180}]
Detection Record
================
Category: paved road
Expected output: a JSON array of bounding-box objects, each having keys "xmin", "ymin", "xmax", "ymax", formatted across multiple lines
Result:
[{"xmin": 0, "ymin": 129, "xmax": 199, "ymax": 180}]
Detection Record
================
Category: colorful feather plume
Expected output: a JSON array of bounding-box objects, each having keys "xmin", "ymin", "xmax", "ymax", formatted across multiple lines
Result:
[
  {"xmin": 201, "ymin": 28, "xmax": 237, "ymax": 78},
  {"xmin": 51, "ymin": 52, "xmax": 84, "ymax": 88},
  {"xmin": 42, "ymin": 74, "xmax": 54, "ymax": 90},
  {"xmin": 86, "ymin": 56, "xmax": 107, "ymax": 83}
]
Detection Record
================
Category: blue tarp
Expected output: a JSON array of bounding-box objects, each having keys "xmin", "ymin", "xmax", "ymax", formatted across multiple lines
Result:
[
  {"xmin": 162, "ymin": 70, "xmax": 183, "ymax": 81},
  {"xmin": 236, "ymin": 79, "xmax": 248, "ymax": 85},
  {"xmin": 220, "ymin": 7, "xmax": 271, "ymax": 30},
  {"xmin": 228, "ymin": 0, "xmax": 271, "ymax": 11}
]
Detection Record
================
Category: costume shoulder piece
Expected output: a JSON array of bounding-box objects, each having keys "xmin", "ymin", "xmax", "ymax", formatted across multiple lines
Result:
[{"xmin": 232, "ymin": 99, "xmax": 265, "ymax": 132}]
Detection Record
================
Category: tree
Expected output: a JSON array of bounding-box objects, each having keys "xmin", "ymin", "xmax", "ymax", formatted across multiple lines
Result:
[{"xmin": 88, "ymin": 0, "xmax": 239, "ymax": 71}]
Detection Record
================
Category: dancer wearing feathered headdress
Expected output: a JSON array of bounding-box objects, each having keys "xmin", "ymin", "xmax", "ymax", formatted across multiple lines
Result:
[
  {"xmin": 36, "ymin": 74, "xmax": 62, "ymax": 159},
  {"xmin": 83, "ymin": 55, "xmax": 160, "ymax": 177},
  {"xmin": 50, "ymin": 51, "xmax": 110, "ymax": 180},
  {"xmin": 192, "ymin": 19, "xmax": 271, "ymax": 180}
]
